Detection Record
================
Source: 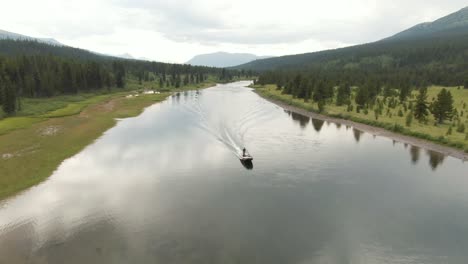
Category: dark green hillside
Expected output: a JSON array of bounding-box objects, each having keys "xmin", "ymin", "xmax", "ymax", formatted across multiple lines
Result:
[
  {"xmin": 238, "ymin": 7, "xmax": 468, "ymax": 89},
  {"xmin": 387, "ymin": 7, "xmax": 468, "ymax": 41},
  {"xmin": 237, "ymin": 7, "xmax": 468, "ymax": 88},
  {"xmin": 0, "ymin": 39, "xmax": 109, "ymax": 61},
  {"xmin": 237, "ymin": 25, "xmax": 468, "ymax": 79},
  {"xmin": 247, "ymin": 7, "xmax": 468, "ymax": 152},
  {"xmin": 0, "ymin": 40, "xmax": 244, "ymax": 116}
]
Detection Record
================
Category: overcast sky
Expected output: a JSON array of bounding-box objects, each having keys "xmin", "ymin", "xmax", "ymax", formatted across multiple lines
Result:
[{"xmin": 1, "ymin": 0, "xmax": 467, "ymax": 63}]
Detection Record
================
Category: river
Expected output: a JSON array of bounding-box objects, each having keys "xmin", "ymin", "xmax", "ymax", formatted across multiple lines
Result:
[{"xmin": 1, "ymin": 81, "xmax": 467, "ymax": 264}]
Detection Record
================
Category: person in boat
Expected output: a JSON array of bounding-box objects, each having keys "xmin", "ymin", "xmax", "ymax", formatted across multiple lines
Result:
[{"xmin": 242, "ymin": 148, "xmax": 246, "ymax": 157}]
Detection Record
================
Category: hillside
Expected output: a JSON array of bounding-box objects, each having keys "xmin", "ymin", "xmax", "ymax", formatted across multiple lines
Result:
[
  {"xmin": 236, "ymin": 6, "xmax": 468, "ymax": 78},
  {"xmin": 0, "ymin": 38, "xmax": 114, "ymax": 61},
  {"xmin": 187, "ymin": 52, "xmax": 270, "ymax": 68},
  {"xmin": 0, "ymin": 39, "xmax": 246, "ymax": 117},
  {"xmin": 0, "ymin": 29, "xmax": 63, "ymax": 46},
  {"xmin": 247, "ymin": 7, "xmax": 468, "ymax": 155},
  {"xmin": 387, "ymin": 7, "xmax": 468, "ymax": 41}
]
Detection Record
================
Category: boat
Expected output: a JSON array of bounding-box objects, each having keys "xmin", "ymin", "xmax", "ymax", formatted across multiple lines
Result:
[
  {"xmin": 240, "ymin": 149, "xmax": 253, "ymax": 161},
  {"xmin": 240, "ymin": 155, "xmax": 253, "ymax": 161},
  {"xmin": 240, "ymin": 159, "xmax": 254, "ymax": 170}
]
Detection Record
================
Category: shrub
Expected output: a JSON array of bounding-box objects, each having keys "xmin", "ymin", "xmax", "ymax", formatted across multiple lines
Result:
[
  {"xmin": 405, "ymin": 112, "xmax": 413, "ymax": 127},
  {"xmin": 392, "ymin": 124, "xmax": 405, "ymax": 133},
  {"xmin": 447, "ymin": 126, "xmax": 453, "ymax": 135},
  {"xmin": 456, "ymin": 123, "xmax": 465, "ymax": 133},
  {"xmin": 317, "ymin": 101, "xmax": 325, "ymax": 113},
  {"xmin": 398, "ymin": 109, "xmax": 404, "ymax": 117}
]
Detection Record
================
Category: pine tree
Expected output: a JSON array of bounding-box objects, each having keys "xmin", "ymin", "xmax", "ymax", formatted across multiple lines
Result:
[
  {"xmin": 0, "ymin": 71, "xmax": 3, "ymax": 108},
  {"xmin": 457, "ymin": 123, "xmax": 465, "ymax": 133},
  {"xmin": 414, "ymin": 87, "xmax": 429, "ymax": 122},
  {"xmin": 405, "ymin": 112, "xmax": 413, "ymax": 127},
  {"xmin": 175, "ymin": 75, "xmax": 181, "ymax": 88},
  {"xmin": 159, "ymin": 77, "xmax": 164, "ymax": 88},
  {"xmin": 447, "ymin": 126, "xmax": 453, "ymax": 135},
  {"xmin": 399, "ymin": 84, "xmax": 410, "ymax": 102},
  {"xmin": 61, "ymin": 62, "xmax": 75, "ymax": 93},
  {"xmin": 323, "ymin": 82, "xmax": 334, "ymax": 100},
  {"xmin": 355, "ymin": 86, "xmax": 369, "ymax": 108},
  {"xmin": 312, "ymin": 80, "xmax": 325, "ymax": 102},
  {"xmin": 317, "ymin": 100, "xmax": 325, "ymax": 113},
  {"xmin": 113, "ymin": 62, "xmax": 125, "ymax": 88},
  {"xmin": 336, "ymin": 84, "xmax": 351, "ymax": 106},
  {"xmin": 431, "ymin": 88, "xmax": 454, "ymax": 123},
  {"xmin": 1, "ymin": 75, "xmax": 16, "ymax": 114},
  {"xmin": 220, "ymin": 68, "xmax": 228, "ymax": 81}
]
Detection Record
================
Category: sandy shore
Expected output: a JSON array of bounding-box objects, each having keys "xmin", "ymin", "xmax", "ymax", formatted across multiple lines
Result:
[{"xmin": 257, "ymin": 92, "xmax": 468, "ymax": 161}]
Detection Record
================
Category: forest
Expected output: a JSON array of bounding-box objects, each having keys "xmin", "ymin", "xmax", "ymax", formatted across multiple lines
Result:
[
  {"xmin": 254, "ymin": 26, "xmax": 468, "ymax": 116},
  {"xmin": 0, "ymin": 39, "xmax": 251, "ymax": 115},
  {"xmin": 248, "ymin": 24, "xmax": 468, "ymax": 151}
]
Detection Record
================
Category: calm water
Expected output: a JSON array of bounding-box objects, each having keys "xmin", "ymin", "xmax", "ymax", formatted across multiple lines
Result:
[{"xmin": 1, "ymin": 81, "xmax": 467, "ymax": 264}]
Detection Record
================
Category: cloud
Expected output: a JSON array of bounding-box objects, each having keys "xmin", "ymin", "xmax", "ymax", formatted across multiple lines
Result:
[
  {"xmin": 1, "ymin": 0, "xmax": 467, "ymax": 62},
  {"xmin": 113, "ymin": 0, "xmax": 362, "ymax": 44},
  {"xmin": 110, "ymin": 0, "xmax": 467, "ymax": 46}
]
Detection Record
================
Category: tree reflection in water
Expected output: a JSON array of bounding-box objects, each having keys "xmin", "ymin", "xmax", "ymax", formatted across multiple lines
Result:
[
  {"xmin": 410, "ymin": 145, "xmax": 421, "ymax": 164},
  {"xmin": 311, "ymin": 118, "xmax": 325, "ymax": 133},
  {"xmin": 353, "ymin": 128, "xmax": 363, "ymax": 143},
  {"xmin": 427, "ymin": 150, "xmax": 446, "ymax": 171}
]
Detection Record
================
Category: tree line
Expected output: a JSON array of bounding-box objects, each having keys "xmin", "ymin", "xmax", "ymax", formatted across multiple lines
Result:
[
  {"xmin": 252, "ymin": 26, "xmax": 468, "ymax": 117},
  {"xmin": 255, "ymin": 71, "xmax": 468, "ymax": 127},
  {"xmin": 242, "ymin": 28, "xmax": 468, "ymax": 83},
  {"xmin": 0, "ymin": 40, "xmax": 252, "ymax": 115}
]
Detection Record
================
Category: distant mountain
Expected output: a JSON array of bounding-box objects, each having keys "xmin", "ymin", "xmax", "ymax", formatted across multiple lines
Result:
[
  {"xmin": 0, "ymin": 29, "xmax": 64, "ymax": 46},
  {"xmin": 117, "ymin": 53, "xmax": 135, "ymax": 60},
  {"xmin": 138, "ymin": 57, "xmax": 152, "ymax": 61},
  {"xmin": 186, "ymin": 52, "xmax": 271, "ymax": 68},
  {"xmin": 112, "ymin": 53, "xmax": 155, "ymax": 61},
  {"xmin": 236, "ymin": 6, "xmax": 468, "ymax": 72},
  {"xmin": 386, "ymin": 7, "xmax": 468, "ymax": 41}
]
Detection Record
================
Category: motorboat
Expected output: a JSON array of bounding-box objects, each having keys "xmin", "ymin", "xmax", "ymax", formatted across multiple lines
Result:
[{"xmin": 240, "ymin": 149, "xmax": 253, "ymax": 161}]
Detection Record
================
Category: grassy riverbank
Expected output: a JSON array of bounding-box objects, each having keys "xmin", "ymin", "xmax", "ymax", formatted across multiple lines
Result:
[
  {"xmin": 253, "ymin": 84, "xmax": 468, "ymax": 153},
  {"xmin": 0, "ymin": 81, "xmax": 216, "ymax": 201}
]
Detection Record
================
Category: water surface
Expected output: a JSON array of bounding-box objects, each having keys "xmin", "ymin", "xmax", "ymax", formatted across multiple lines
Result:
[{"xmin": 1, "ymin": 81, "xmax": 467, "ymax": 264}]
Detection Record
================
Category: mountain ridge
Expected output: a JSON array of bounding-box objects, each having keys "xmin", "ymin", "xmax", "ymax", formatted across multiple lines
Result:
[
  {"xmin": 235, "ymin": 6, "xmax": 468, "ymax": 71},
  {"xmin": 187, "ymin": 52, "xmax": 271, "ymax": 67},
  {"xmin": 385, "ymin": 6, "xmax": 468, "ymax": 41},
  {"xmin": 0, "ymin": 29, "xmax": 64, "ymax": 46}
]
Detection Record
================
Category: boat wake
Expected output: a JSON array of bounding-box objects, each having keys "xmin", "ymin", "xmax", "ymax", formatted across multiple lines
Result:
[{"xmin": 179, "ymin": 88, "xmax": 273, "ymax": 159}]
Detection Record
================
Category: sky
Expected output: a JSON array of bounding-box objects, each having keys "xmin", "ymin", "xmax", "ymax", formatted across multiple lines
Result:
[{"xmin": 1, "ymin": 0, "xmax": 467, "ymax": 63}]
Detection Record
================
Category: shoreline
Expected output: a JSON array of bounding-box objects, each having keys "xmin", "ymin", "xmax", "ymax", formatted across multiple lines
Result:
[
  {"xmin": 255, "ymin": 91, "xmax": 468, "ymax": 161},
  {"xmin": 0, "ymin": 82, "xmax": 217, "ymax": 201}
]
